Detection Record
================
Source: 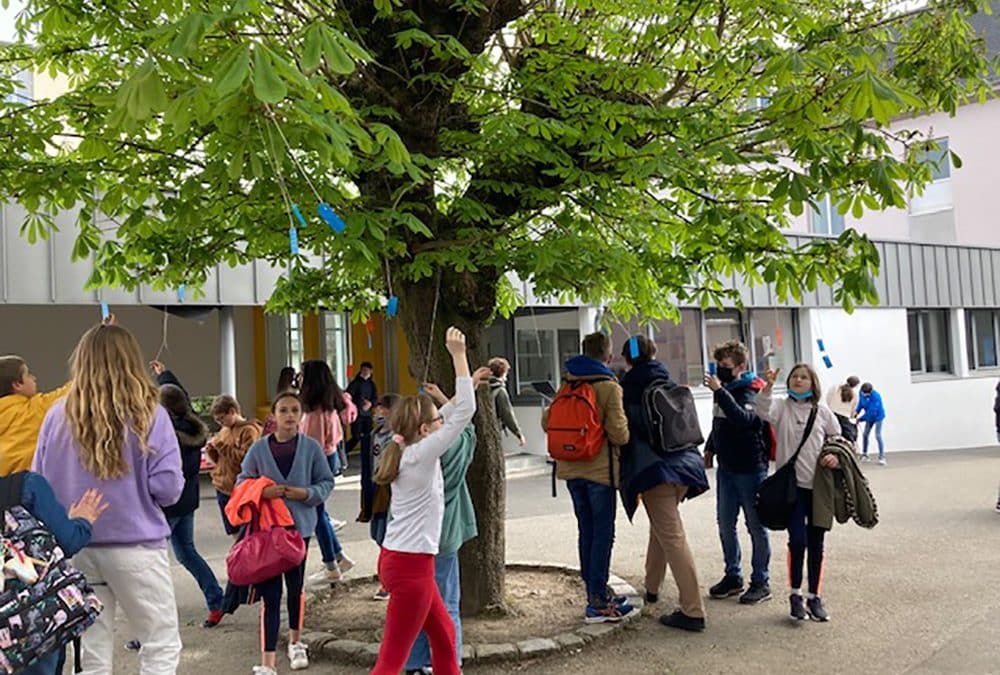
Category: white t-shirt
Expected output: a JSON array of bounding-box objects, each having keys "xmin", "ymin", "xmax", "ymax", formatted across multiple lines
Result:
[{"xmin": 382, "ymin": 377, "xmax": 476, "ymax": 555}]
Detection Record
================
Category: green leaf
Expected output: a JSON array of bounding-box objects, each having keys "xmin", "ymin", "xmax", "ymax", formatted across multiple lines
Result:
[
  {"xmin": 213, "ymin": 45, "xmax": 251, "ymax": 96},
  {"xmin": 252, "ymin": 47, "xmax": 287, "ymax": 103},
  {"xmin": 321, "ymin": 29, "xmax": 355, "ymax": 75},
  {"xmin": 301, "ymin": 25, "xmax": 323, "ymax": 72}
]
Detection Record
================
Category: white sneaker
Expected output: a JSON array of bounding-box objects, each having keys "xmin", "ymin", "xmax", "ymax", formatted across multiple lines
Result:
[
  {"xmin": 332, "ymin": 518, "xmax": 347, "ymax": 531},
  {"xmin": 878, "ymin": 458, "xmax": 887, "ymax": 466},
  {"xmin": 288, "ymin": 642, "xmax": 309, "ymax": 670},
  {"xmin": 336, "ymin": 553, "xmax": 355, "ymax": 575},
  {"xmin": 252, "ymin": 667, "xmax": 277, "ymax": 675},
  {"xmin": 860, "ymin": 455, "xmax": 870, "ymax": 463}
]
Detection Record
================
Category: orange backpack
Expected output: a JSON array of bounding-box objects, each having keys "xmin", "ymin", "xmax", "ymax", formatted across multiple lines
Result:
[{"xmin": 546, "ymin": 381, "xmax": 606, "ymax": 462}]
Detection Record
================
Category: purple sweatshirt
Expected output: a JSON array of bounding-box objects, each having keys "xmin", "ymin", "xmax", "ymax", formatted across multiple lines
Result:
[{"xmin": 33, "ymin": 400, "xmax": 184, "ymax": 547}]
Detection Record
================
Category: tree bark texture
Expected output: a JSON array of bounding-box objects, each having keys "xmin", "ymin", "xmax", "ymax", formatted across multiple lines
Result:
[{"xmin": 397, "ymin": 270, "xmax": 507, "ymax": 617}]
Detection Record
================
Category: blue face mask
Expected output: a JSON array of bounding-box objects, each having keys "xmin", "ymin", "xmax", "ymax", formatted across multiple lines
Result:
[{"xmin": 788, "ymin": 390, "xmax": 814, "ymax": 401}]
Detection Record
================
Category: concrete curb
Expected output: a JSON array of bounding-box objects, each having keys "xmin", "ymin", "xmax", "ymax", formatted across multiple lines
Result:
[{"xmin": 300, "ymin": 562, "xmax": 643, "ymax": 667}]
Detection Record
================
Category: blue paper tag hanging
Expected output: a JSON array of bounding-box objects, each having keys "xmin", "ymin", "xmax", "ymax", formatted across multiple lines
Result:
[
  {"xmin": 291, "ymin": 204, "xmax": 308, "ymax": 229},
  {"xmin": 418, "ymin": 384, "xmax": 425, "ymax": 395},
  {"xmin": 289, "ymin": 226, "xmax": 299, "ymax": 255},
  {"xmin": 177, "ymin": 285, "xmax": 185, "ymax": 303},
  {"xmin": 318, "ymin": 202, "xmax": 345, "ymax": 234},
  {"xmin": 816, "ymin": 339, "xmax": 825, "ymax": 352},
  {"xmin": 628, "ymin": 336, "xmax": 639, "ymax": 359},
  {"xmin": 367, "ymin": 332, "xmax": 373, "ymax": 349},
  {"xmin": 100, "ymin": 302, "xmax": 109, "ymax": 320},
  {"xmin": 386, "ymin": 295, "xmax": 399, "ymax": 318},
  {"xmin": 822, "ymin": 355, "xmax": 833, "ymax": 369}
]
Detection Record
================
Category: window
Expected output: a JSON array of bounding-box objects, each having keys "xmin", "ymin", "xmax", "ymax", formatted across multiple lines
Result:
[
  {"xmin": 287, "ymin": 313, "xmax": 305, "ymax": 371},
  {"xmin": 322, "ymin": 312, "xmax": 350, "ymax": 385},
  {"xmin": 966, "ymin": 309, "xmax": 999, "ymax": 370},
  {"xmin": 910, "ymin": 139, "xmax": 952, "ymax": 215},
  {"xmin": 608, "ymin": 311, "xmax": 704, "ymax": 385},
  {"xmin": 907, "ymin": 309, "xmax": 952, "ymax": 374},
  {"xmin": 810, "ymin": 195, "xmax": 846, "ymax": 236},
  {"xmin": 749, "ymin": 309, "xmax": 798, "ymax": 375},
  {"xmin": 4, "ymin": 69, "xmax": 32, "ymax": 105},
  {"xmin": 703, "ymin": 309, "xmax": 744, "ymax": 355}
]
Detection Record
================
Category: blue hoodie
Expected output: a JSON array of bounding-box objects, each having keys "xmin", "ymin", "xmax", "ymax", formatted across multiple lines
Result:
[
  {"xmin": 857, "ymin": 390, "xmax": 886, "ymax": 422},
  {"xmin": 565, "ymin": 355, "xmax": 617, "ymax": 379},
  {"xmin": 618, "ymin": 360, "xmax": 709, "ymax": 521}
]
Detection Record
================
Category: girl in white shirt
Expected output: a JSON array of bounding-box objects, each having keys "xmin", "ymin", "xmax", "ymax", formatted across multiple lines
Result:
[
  {"xmin": 371, "ymin": 327, "xmax": 478, "ymax": 675},
  {"xmin": 756, "ymin": 363, "xmax": 841, "ymax": 624},
  {"xmin": 825, "ymin": 376, "xmax": 860, "ymax": 443}
]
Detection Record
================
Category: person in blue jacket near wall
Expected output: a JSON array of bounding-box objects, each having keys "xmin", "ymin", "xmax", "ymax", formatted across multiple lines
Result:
[{"xmin": 856, "ymin": 382, "xmax": 887, "ymax": 465}]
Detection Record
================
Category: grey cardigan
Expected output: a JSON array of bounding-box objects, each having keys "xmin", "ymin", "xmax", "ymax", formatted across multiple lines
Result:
[{"xmin": 236, "ymin": 434, "xmax": 334, "ymax": 538}]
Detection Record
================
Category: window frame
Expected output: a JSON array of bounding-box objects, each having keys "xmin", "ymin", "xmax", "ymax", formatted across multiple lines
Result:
[
  {"xmin": 321, "ymin": 311, "xmax": 351, "ymax": 385},
  {"xmin": 909, "ymin": 138, "xmax": 953, "ymax": 216},
  {"xmin": 907, "ymin": 309, "xmax": 953, "ymax": 375},
  {"xmin": 809, "ymin": 194, "xmax": 846, "ymax": 236},
  {"xmin": 966, "ymin": 309, "xmax": 1000, "ymax": 371},
  {"xmin": 286, "ymin": 313, "xmax": 305, "ymax": 372}
]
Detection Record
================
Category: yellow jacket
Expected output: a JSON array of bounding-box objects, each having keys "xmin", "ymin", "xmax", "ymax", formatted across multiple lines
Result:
[{"xmin": 0, "ymin": 383, "xmax": 70, "ymax": 475}]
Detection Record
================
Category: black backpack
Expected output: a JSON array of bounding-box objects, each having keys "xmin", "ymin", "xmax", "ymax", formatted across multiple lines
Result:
[
  {"xmin": 642, "ymin": 379, "xmax": 704, "ymax": 454},
  {"xmin": 0, "ymin": 473, "xmax": 102, "ymax": 673}
]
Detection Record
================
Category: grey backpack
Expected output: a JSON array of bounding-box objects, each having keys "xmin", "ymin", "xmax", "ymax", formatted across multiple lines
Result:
[{"xmin": 642, "ymin": 379, "xmax": 704, "ymax": 454}]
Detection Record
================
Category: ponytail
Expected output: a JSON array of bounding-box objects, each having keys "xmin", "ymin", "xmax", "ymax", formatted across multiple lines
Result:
[{"xmin": 372, "ymin": 393, "xmax": 438, "ymax": 485}]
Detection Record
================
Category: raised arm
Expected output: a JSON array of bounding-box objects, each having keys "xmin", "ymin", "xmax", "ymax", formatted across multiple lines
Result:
[{"xmin": 754, "ymin": 368, "xmax": 783, "ymax": 425}]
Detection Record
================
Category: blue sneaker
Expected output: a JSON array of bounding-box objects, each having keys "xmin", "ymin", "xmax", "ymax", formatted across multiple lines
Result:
[{"xmin": 585, "ymin": 601, "xmax": 637, "ymax": 623}]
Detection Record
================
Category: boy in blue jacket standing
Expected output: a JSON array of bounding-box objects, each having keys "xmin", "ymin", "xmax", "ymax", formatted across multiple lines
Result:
[
  {"xmin": 703, "ymin": 340, "xmax": 772, "ymax": 605},
  {"xmin": 857, "ymin": 382, "xmax": 887, "ymax": 465}
]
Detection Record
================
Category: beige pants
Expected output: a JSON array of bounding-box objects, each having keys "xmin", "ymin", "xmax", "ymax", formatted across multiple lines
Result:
[{"xmin": 642, "ymin": 483, "xmax": 705, "ymax": 619}]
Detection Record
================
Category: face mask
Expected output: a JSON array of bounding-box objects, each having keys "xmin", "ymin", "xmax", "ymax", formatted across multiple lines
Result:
[
  {"xmin": 716, "ymin": 366, "xmax": 736, "ymax": 383},
  {"xmin": 788, "ymin": 390, "xmax": 814, "ymax": 401}
]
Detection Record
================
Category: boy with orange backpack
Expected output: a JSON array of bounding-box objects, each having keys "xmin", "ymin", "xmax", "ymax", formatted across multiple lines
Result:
[{"xmin": 542, "ymin": 332, "xmax": 633, "ymax": 623}]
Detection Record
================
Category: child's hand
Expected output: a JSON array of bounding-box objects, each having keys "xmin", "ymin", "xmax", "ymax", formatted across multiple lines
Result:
[
  {"xmin": 68, "ymin": 489, "xmax": 109, "ymax": 524},
  {"xmin": 283, "ymin": 487, "xmax": 309, "ymax": 501},
  {"xmin": 261, "ymin": 485, "xmax": 286, "ymax": 499},
  {"xmin": 703, "ymin": 373, "xmax": 722, "ymax": 392},
  {"xmin": 764, "ymin": 367, "xmax": 781, "ymax": 389},
  {"xmin": 149, "ymin": 360, "xmax": 166, "ymax": 376},
  {"xmin": 472, "ymin": 367, "xmax": 492, "ymax": 388},
  {"xmin": 820, "ymin": 454, "xmax": 840, "ymax": 469},
  {"xmin": 101, "ymin": 313, "xmax": 117, "ymax": 326},
  {"xmin": 422, "ymin": 382, "xmax": 448, "ymax": 405},
  {"xmin": 444, "ymin": 327, "xmax": 467, "ymax": 357}
]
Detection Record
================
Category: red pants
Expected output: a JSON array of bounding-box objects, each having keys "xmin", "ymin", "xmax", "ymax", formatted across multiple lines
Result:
[{"xmin": 372, "ymin": 549, "xmax": 459, "ymax": 675}]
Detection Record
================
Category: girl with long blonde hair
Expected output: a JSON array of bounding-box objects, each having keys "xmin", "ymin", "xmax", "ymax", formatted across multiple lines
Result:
[
  {"xmin": 34, "ymin": 318, "xmax": 184, "ymax": 675},
  {"xmin": 371, "ymin": 327, "xmax": 478, "ymax": 675}
]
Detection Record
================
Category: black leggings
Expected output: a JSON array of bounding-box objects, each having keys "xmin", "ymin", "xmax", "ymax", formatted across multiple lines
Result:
[
  {"xmin": 787, "ymin": 488, "xmax": 826, "ymax": 595},
  {"xmin": 256, "ymin": 540, "xmax": 309, "ymax": 652}
]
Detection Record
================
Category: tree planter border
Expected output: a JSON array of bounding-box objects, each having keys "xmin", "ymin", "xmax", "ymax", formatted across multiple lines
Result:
[{"xmin": 299, "ymin": 562, "xmax": 643, "ymax": 667}]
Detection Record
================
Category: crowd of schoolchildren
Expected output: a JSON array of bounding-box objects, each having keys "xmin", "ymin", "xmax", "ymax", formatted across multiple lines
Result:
[{"xmin": 0, "ymin": 309, "xmax": 992, "ymax": 675}]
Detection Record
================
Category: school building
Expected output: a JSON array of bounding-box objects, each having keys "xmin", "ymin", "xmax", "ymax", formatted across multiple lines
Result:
[{"xmin": 2, "ymin": 12, "xmax": 999, "ymax": 455}]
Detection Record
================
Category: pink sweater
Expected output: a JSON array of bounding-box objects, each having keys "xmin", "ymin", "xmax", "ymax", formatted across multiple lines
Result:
[{"xmin": 299, "ymin": 394, "xmax": 358, "ymax": 456}]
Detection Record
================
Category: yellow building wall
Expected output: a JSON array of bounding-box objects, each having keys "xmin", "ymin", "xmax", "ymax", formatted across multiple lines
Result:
[{"xmin": 350, "ymin": 318, "xmax": 387, "ymax": 396}]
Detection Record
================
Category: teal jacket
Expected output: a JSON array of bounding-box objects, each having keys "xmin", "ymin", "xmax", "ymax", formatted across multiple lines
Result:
[{"xmin": 438, "ymin": 424, "xmax": 478, "ymax": 556}]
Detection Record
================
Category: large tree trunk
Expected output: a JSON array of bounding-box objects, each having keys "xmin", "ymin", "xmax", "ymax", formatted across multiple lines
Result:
[{"xmin": 398, "ymin": 269, "xmax": 507, "ymax": 617}]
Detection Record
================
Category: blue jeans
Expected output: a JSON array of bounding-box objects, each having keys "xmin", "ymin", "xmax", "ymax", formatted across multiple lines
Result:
[
  {"xmin": 862, "ymin": 419, "xmax": 885, "ymax": 459},
  {"xmin": 22, "ymin": 647, "xmax": 62, "ymax": 675},
  {"xmin": 566, "ymin": 479, "xmax": 616, "ymax": 607},
  {"xmin": 315, "ymin": 454, "xmax": 343, "ymax": 564},
  {"xmin": 716, "ymin": 468, "xmax": 771, "ymax": 585},
  {"xmin": 404, "ymin": 552, "xmax": 462, "ymax": 669},
  {"xmin": 168, "ymin": 513, "xmax": 224, "ymax": 611},
  {"xmin": 215, "ymin": 490, "xmax": 237, "ymax": 535}
]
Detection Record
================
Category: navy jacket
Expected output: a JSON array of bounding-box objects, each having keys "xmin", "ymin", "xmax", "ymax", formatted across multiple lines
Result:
[
  {"xmin": 618, "ymin": 360, "xmax": 709, "ymax": 521},
  {"xmin": 157, "ymin": 371, "xmax": 209, "ymax": 519},
  {"xmin": 706, "ymin": 374, "xmax": 768, "ymax": 473},
  {"xmin": 347, "ymin": 376, "xmax": 378, "ymax": 419},
  {"xmin": 18, "ymin": 472, "xmax": 93, "ymax": 556}
]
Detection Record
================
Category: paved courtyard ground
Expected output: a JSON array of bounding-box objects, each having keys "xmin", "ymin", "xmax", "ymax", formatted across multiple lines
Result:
[{"xmin": 108, "ymin": 446, "xmax": 1000, "ymax": 675}]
